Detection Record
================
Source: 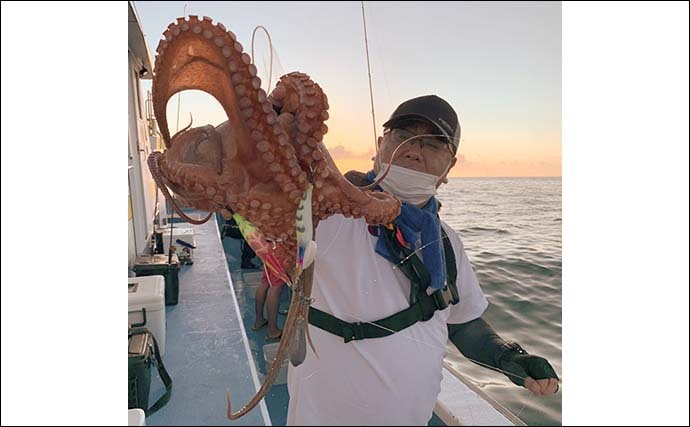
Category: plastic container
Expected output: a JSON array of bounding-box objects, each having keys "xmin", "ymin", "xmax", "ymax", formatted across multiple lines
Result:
[
  {"xmin": 133, "ymin": 254, "xmax": 180, "ymax": 305},
  {"xmin": 262, "ymin": 342, "xmax": 288, "ymax": 385},
  {"xmin": 128, "ymin": 408, "xmax": 146, "ymax": 426},
  {"xmin": 128, "ymin": 276, "xmax": 166, "ymax": 355}
]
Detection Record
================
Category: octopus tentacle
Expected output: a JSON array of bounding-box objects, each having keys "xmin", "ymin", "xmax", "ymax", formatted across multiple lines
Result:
[
  {"xmin": 226, "ymin": 263, "xmax": 313, "ymax": 419},
  {"xmin": 269, "ymin": 73, "xmax": 400, "ymax": 223},
  {"xmin": 148, "ymin": 152, "xmax": 215, "ymax": 224},
  {"xmin": 146, "ymin": 15, "xmax": 405, "ymax": 420},
  {"xmin": 153, "ymin": 15, "xmax": 305, "ymax": 197},
  {"xmin": 271, "ymin": 73, "xmax": 329, "ymax": 202}
]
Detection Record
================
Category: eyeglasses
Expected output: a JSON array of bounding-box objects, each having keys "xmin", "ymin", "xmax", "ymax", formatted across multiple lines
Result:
[{"xmin": 384, "ymin": 128, "xmax": 454, "ymax": 156}]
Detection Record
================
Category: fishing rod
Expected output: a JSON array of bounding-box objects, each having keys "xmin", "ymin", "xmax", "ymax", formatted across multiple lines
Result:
[
  {"xmin": 175, "ymin": 3, "xmax": 188, "ymax": 133},
  {"xmin": 361, "ymin": 1, "xmax": 378, "ymax": 151}
]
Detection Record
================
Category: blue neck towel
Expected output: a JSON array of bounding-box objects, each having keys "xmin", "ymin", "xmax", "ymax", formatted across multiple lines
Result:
[{"xmin": 365, "ymin": 170, "xmax": 446, "ymax": 290}]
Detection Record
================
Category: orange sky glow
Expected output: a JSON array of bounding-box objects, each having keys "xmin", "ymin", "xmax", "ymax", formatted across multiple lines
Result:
[{"xmin": 139, "ymin": 2, "xmax": 562, "ymax": 178}]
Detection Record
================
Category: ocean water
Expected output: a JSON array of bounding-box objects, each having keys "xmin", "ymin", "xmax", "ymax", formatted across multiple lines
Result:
[{"xmin": 438, "ymin": 177, "xmax": 562, "ymax": 426}]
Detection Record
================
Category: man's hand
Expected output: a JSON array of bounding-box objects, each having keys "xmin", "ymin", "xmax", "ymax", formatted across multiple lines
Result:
[
  {"xmin": 447, "ymin": 319, "xmax": 560, "ymax": 397},
  {"xmin": 498, "ymin": 348, "xmax": 560, "ymax": 396}
]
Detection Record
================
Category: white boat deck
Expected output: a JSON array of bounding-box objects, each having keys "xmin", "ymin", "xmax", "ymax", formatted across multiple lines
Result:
[{"xmin": 436, "ymin": 363, "xmax": 525, "ymax": 426}]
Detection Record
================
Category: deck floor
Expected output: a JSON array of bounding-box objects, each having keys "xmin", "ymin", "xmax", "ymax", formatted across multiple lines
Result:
[
  {"xmin": 220, "ymin": 225, "xmax": 291, "ymax": 426},
  {"xmin": 144, "ymin": 215, "xmax": 270, "ymax": 426}
]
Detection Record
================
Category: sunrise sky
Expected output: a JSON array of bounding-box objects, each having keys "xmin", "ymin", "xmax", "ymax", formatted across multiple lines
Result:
[{"xmin": 134, "ymin": 1, "xmax": 561, "ymax": 177}]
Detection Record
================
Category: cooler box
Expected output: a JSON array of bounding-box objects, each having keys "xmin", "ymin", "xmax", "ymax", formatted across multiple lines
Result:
[
  {"xmin": 128, "ymin": 276, "xmax": 166, "ymax": 356},
  {"xmin": 128, "ymin": 328, "xmax": 153, "ymax": 413},
  {"xmin": 133, "ymin": 254, "xmax": 180, "ymax": 305},
  {"xmin": 262, "ymin": 342, "xmax": 288, "ymax": 385},
  {"xmin": 128, "ymin": 408, "xmax": 146, "ymax": 426},
  {"xmin": 155, "ymin": 226, "xmax": 195, "ymax": 259},
  {"xmin": 128, "ymin": 327, "xmax": 172, "ymax": 417}
]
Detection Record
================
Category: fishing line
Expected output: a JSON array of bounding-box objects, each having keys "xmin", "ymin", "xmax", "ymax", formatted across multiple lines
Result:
[
  {"xmin": 263, "ymin": 264, "xmax": 274, "ymax": 287},
  {"xmin": 168, "ymin": 201, "xmax": 175, "ymax": 264},
  {"xmin": 515, "ymin": 395, "xmax": 533, "ymax": 420},
  {"xmin": 332, "ymin": 308, "xmax": 528, "ymax": 382},
  {"xmin": 388, "ymin": 239, "xmax": 563, "ymax": 389},
  {"xmin": 313, "ymin": 215, "xmax": 346, "ymax": 257},
  {"xmin": 331, "ymin": 228, "xmax": 563, "ymax": 397},
  {"xmin": 251, "ymin": 25, "xmax": 274, "ymax": 92},
  {"xmin": 391, "ymin": 233, "xmax": 452, "ymax": 270},
  {"xmin": 362, "ymin": 133, "xmax": 454, "ymax": 191},
  {"xmin": 332, "ymin": 304, "xmax": 561, "ymax": 420}
]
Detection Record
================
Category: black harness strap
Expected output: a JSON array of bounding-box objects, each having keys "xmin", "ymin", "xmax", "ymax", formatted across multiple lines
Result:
[{"xmin": 308, "ymin": 225, "xmax": 459, "ymax": 343}]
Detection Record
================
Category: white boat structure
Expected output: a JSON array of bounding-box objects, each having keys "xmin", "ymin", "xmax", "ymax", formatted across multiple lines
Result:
[{"xmin": 127, "ymin": 2, "xmax": 525, "ymax": 425}]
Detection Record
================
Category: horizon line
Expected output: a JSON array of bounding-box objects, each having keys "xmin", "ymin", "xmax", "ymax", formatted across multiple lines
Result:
[{"xmin": 448, "ymin": 176, "xmax": 562, "ymax": 179}]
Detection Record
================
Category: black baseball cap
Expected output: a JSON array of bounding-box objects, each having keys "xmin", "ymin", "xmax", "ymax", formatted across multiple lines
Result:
[{"xmin": 382, "ymin": 95, "xmax": 461, "ymax": 153}]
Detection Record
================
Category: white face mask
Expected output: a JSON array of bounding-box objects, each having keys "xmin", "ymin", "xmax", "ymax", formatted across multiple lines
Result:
[{"xmin": 374, "ymin": 163, "xmax": 442, "ymax": 206}]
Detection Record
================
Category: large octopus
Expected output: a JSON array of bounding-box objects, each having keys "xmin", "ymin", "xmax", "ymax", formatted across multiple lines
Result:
[{"xmin": 147, "ymin": 15, "xmax": 400, "ymax": 419}]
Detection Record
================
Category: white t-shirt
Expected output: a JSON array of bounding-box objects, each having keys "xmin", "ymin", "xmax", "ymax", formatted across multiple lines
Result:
[{"xmin": 287, "ymin": 214, "xmax": 488, "ymax": 426}]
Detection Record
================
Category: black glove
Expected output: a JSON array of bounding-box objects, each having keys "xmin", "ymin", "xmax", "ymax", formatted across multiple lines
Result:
[
  {"xmin": 448, "ymin": 318, "xmax": 560, "ymax": 392},
  {"xmin": 495, "ymin": 342, "xmax": 559, "ymax": 387}
]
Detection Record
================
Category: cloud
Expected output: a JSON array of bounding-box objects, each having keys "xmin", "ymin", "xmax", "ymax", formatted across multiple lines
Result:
[{"xmin": 327, "ymin": 145, "xmax": 375, "ymax": 160}]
